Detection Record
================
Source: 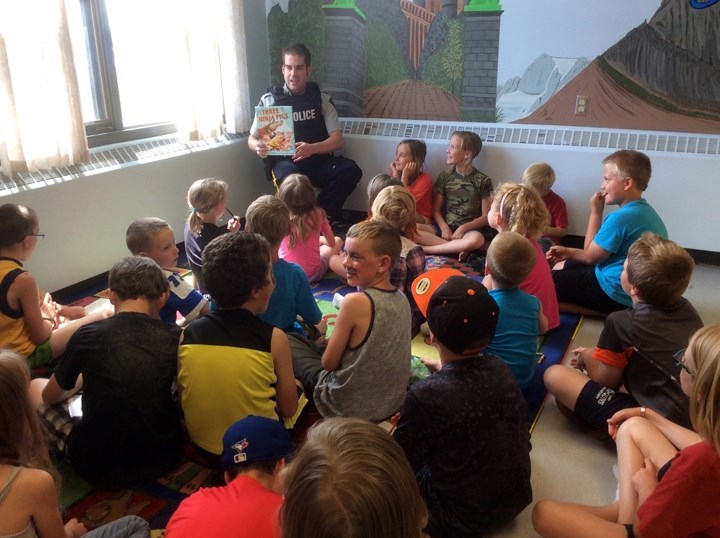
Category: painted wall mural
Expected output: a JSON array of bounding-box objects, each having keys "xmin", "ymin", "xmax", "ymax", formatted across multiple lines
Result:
[{"xmin": 265, "ymin": 0, "xmax": 720, "ymax": 134}]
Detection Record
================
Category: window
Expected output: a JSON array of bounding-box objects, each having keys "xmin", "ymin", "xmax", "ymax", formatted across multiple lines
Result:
[{"xmin": 67, "ymin": 0, "xmax": 189, "ymax": 146}]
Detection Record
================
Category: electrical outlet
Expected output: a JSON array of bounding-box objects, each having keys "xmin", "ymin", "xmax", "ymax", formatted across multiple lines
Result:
[{"xmin": 575, "ymin": 95, "xmax": 588, "ymax": 116}]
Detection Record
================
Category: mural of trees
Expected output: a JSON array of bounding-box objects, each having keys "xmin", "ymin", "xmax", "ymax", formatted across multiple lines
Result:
[
  {"xmin": 364, "ymin": 18, "xmax": 409, "ymax": 89},
  {"xmin": 267, "ymin": 0, "xmax": 326, "ymax": 86}
]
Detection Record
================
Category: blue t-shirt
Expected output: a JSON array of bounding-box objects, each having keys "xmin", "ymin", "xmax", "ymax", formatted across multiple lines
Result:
[
  {"xmin": 486, "ymin": 287, "xmax": 540, "ymax": 389},
  {"xmin": 259, "ymin": 259, "xmax": 321, "ymax": 334},
  {"xmin": 593, "ymin": 199, "xmax": 667, "ymax": 306}
]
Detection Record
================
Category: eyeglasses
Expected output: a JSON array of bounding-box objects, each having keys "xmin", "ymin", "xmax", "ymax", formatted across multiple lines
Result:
[
  {"xmin": 25, "ymin": 233, "xmax": 45, "ymax": 241},
  {"xmin": 673, "ymin": 348, "xmax": 695, "ymax": 378}
]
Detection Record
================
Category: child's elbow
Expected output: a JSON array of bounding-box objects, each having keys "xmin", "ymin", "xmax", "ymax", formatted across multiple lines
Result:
[{"xmin": 279, "ymin": 399, "xmax": 298, "ymax": 418}]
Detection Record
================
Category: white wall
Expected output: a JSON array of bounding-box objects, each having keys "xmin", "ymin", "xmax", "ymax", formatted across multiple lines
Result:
[
  {"xmin": 7, "ymin": 141, "xmax": 274, "ymax": 292},
  {"xmin": 341, "ymin": 135, "xmax": 720, "ymax": 253}
]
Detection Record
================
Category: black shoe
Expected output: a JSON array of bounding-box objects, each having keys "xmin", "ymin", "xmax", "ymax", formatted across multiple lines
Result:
[{"xmin": 466, "ymin": 254, "xmax": 485, "ymax": 274}]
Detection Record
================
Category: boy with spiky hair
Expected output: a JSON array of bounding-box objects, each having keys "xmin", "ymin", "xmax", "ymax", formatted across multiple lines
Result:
[
  {"xmin": 290, "ymin": 220, "xmax": 412, "ymax": 420},
  {"xmin": 545, "ymin": 232, "xmax": 703, "ymax": 434},
  {"xmin": 126, "ymin": 217, "xmax": 209, "ymax": 325}
]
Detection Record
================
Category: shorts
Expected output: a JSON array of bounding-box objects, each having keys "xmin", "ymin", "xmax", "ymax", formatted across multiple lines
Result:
[
  {"xmin": 28, "ymin": 339, "xmax": 53, "ymax": 368},
  {"xmin": 552, "ymin": 260, "xmax": 627, "ymax": 314},
  {"xmin": 307, "ymin": 254, "xmax": 330, "ymax": 284},
  {"xmin": 38, "ymin": 400, "xmax": 79, "ymax": 454},
  {"xmin": 574, "ymin": 379, "xmax": 638, "ymax": 432}
]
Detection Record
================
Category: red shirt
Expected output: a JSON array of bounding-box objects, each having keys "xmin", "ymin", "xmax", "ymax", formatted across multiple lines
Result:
[{"xmin": 166, "ymin": 474, "xmax": 282, "ymax": 538}]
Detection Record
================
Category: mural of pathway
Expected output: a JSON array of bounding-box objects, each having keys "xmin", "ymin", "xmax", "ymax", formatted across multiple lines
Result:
[{"xmin": 364, "ymin": 80, "xmax": 460, "ymax": 120}]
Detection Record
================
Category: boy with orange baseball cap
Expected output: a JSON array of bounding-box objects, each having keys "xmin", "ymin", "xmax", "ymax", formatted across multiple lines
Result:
[{"xmin": 394, "ymin": 268, "xmax": 532, "ymax": 537}]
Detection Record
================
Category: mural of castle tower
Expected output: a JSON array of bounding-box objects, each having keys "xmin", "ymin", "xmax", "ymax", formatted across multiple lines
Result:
[
  {"xmin": 322, "ymin": 2, "xmax": 367, "ymax": 117},
  {"xmin": 460, "ymin": 0, "xmax": 503, "ymax": 122}
]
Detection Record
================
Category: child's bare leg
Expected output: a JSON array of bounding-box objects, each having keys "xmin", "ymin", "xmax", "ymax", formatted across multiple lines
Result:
[
  {"xmin": 28, "ymin": 375, "xmax": 83, "ymax": 407},
  {"xmin": 615, "ymin": 417, "xmax": 677, "ymax": 524},
  {"xmin": 532, "ymin": 500, "xmax": 624, "ymax": 538},
  {"xmin": 49, "ymin": 308, "xmax": 113, "ymax": 359},
  {"xmin": 422, "ymin": 231, "xmax": 484, "ymax": 256},
  {"xmin": 320, "ymin": 236, "xmax": 343, "ymax": 258}
]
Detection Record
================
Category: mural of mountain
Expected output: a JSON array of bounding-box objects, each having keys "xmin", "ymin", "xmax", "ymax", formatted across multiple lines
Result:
[
  {"xmin": 497, "ymin": 54, "xmax": 589, "ymax": 122},
  {"xmin": 515, "ymin": 0, "xmax": 720, "ymax": 133}
]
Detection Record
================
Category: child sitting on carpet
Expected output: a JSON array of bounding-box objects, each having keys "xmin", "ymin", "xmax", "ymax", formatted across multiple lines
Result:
[
  {"xmin": 178, "ymin": 232, "xmax": 298, "ymax": 457},
  {"xmin": 0, "ymin": 203, "xmax": 110, "ymax": 368},
  {"xmin": 521, "ymin": 162, "xmax": 568, "ymax": 254},
  {"xmin": 281, "ymin": 417, "xmax": 427, "ymax": 538},
  {"xmin": 126, "ymin": 217, "xmax": 209, "ymax": 325},
  {"xmin": 370, "ymin": 185, "xmax": 426, "ymax": 330},
  {"xmin": 389, "ymin": 139, "xmax": 434, "ymax": 224},
  {"xmin": 483, "ymin": 231, "xmax": 548, "ymax": 390},
  {"xmin": 366, "ymin": 173, "xmax": 402, "ymax": 216},
  {"xmin": 184, "ymin": 178, "xmax": 243, "ymax": 293},
  {"xmin": 288, "ymin": 220, "xmax": 412, "ymax": 421},
  {"xmin": 0, "ymin": 350, "xmax": 151, "ymax": 538},
  {"xmin": 394, "ymin": 268, "xmax": 531, "ymax": 537},
  {"xmin": 533, "ymin": 324, "xmax": 720, "ymax": 537},
  {"xmin": 279, "ymin": 174, "xmax": 343, "ymax": 283},
  {"xmin": 487, "ymin": 183, "xmax": 560, "ymax": 331},
  {"xmin": 166, "ymin": 415, "xmax": 293, "ymax": 538},
  {"xmin": 416, "ymin": 131, "xmax": 494, "ymax": 258},
  {"xmin": 30, "ymin": 256, "xmax": 184, "ymax": 487},
  {"xmin": 245, "ymin": 195, "xmax": 326, "ymax": 340},
  {"xmin": 544, "ymin": 232, "xmax": 703, "ymax": 436}
]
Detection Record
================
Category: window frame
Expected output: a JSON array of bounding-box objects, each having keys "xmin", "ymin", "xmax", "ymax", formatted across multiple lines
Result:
[{"xmin": 78, "ymin": 0, "xmax": 177, "ymax": 148}]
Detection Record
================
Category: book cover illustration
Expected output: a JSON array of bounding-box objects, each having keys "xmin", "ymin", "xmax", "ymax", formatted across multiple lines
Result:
[{"xmin": 256, "ymin": 105, "xmax": 295, "ymax": 155}]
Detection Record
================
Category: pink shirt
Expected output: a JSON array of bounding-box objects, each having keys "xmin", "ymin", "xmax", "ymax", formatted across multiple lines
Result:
[
  {"xmin": 520, "ymin": 241, "xmax": 560, "ymax": 330},
  {"xmin": 279, "ymin": 209, "xmax": 332, "ymax": 281}
]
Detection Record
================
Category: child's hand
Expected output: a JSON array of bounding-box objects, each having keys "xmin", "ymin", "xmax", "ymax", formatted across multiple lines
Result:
[
  {"xmin": 607, "ymin": 407, "xmax": 642, "ymax": 440},
  {"xmin": 570, "ymin": 346, "xmax": 587, "ymax": 370},
  {"xmin": 546, "ymin": 245, "xmax": 568, "ymax": 265},
  {"xmin": 227, "ymin": 217, "xmax": 242, "ymax": 233},
  {"xmin": 389, "ymin": 162, "xmax": 400, "ymax": 178},
  {"xmin": 439, "ymin": 223, "xmax": 453, "ymax": 241},
  {"xmin": 589, "ymin": 191, "xmax": 606, "ymax": 213},
  {"xmin": 632, "ymin": 457, "xmax": 659, "ymax": 499},
  {"xmin": 64, "ymin": 518, "xmax": 88, "ymax": 538},
  {"xmin": 401, "ymin": 162, "xmax": 417, "ymax": 184}
]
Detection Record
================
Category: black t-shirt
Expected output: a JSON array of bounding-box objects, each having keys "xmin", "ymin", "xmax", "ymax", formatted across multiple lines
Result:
[
  {"xmin": 394, "ymin": 355, "xmax": 532, "ymax": 538},
  {"xmin": 54, "ymin": 312, "xmax": 182, "ymax": 487}
]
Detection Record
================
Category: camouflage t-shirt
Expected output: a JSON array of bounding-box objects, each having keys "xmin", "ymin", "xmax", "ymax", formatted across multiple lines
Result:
[{"xmin": 434, "ymin": 168, "xmax": 493, "ymax": 227}]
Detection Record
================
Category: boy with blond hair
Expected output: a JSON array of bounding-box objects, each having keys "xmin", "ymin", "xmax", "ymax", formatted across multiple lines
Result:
[
  {"xmin": 483, "ymin": 231, "xmax": 548, "ymax": 389},
  {"xmin": 245, "ymin": 195, "xmax": 325, "ymax": 338},
  {"xmin": 289, "ymin": 220, "xmax": 411, "ymax": 420},
  {"xmin": 545, "ymin": 232, "xmax": 703, "ymax": 433},
  {"xmin": 126, "ymin": 217, "xmax": 209, "ymax": 325},
  {"xmin": 521, "ymin": 162, "xmax": 568, "ymax": 253},
  {"xmin": 548, "ymin": 149, "xmax": 667, "ymax": 315}
]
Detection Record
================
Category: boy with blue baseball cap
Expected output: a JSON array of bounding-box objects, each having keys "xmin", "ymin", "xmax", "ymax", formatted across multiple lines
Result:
[{"xmin": 166, "ymin": 416, "xmax": 293, "ymax": 538}]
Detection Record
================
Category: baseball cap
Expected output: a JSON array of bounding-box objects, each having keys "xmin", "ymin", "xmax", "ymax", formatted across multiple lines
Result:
[
  {"xmin": 411, "ymin": 268, "xmax": 499, "ymax": 355},
  {"xmin": 221, "ymin": 416, "xmax": 293, "ymax": 471}
]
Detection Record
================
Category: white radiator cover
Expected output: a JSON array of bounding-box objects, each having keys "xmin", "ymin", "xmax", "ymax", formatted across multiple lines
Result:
[{"xmin": 340, "ymin": 119, "xmax": 720, "ymax": 253}]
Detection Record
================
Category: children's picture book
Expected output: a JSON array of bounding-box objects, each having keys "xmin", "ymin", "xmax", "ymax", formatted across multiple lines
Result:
[{"xmin": 255, "ymin": 105, "xmax": 295, "ymax": 156}]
